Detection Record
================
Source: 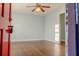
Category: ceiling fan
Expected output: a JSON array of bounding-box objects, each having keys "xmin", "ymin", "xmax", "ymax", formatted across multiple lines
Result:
[{"xmin": 26, "ymin": 3, "xmax": 50, "ymax": 12}]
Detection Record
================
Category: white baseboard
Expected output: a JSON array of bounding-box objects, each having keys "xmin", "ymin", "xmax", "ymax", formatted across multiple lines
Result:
[
  {"xmin": 11, "ymin": 39, "xmax": 61, "ymax": 44},
  {"xmin": 11, "ymin": 39, "xmax": 45, "ymax": 42}
]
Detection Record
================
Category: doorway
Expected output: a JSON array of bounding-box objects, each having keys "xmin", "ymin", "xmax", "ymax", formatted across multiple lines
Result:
[{"xmin": 60, "ymin": 13, "xmax": 65, "ymax": 44}]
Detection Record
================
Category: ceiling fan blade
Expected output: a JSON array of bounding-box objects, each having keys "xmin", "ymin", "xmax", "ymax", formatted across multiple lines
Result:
[
  {"xmin": 42, "ymin": 6, "xmax": 50, "ymax": 8},
  {"xmin": 32, "ymin": 8, "xmax": 36, "ymax": 12},
  {"xmin": 40, "ymin": 7, "xmax": 45, "ymax": 12}
]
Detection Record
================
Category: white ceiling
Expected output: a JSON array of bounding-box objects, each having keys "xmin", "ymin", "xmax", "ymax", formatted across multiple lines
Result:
[{"xmin": 12, "ymin": 3, "xmax": 65, "ymax": 16}]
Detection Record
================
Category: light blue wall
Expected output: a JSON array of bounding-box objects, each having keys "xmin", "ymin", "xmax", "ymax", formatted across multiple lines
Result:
[
  {"xmin": 11, "ymin": 5, "xmax": 65, "ymax": 42},
  {"xmin": 11, "ymin": 12, "xmax": 45, "ymax": 41},
  {"xmin": 44, "ymin": 7, "xmax": 65, "ymax": 42}
]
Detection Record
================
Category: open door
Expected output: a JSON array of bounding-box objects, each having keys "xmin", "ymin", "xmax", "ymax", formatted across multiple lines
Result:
[
  {"xmin": 0, "ymin": 3, "xmax": 12, "ymax": 56},
  {"xmin": 60, "ymin": 13, "xmax": 65, "ymax": 44},
  {"xmin": 66, "ymin": 3, "xmax": 76, "ymax": 56}
]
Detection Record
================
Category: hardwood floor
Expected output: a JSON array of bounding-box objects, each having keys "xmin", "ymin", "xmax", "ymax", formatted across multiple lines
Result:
[{"xmin": 10, "ymin": 40, "xmax": 65, "ymax": 56}]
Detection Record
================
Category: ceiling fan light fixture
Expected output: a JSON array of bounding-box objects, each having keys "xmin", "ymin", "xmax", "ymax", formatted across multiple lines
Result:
[
  {"xmin": 26, "ymin": 3, "xmax": 50, "ymax": 12},
  {"xmin": 35, "ymin": 7, "xmax": 41, "ymax": 12}
]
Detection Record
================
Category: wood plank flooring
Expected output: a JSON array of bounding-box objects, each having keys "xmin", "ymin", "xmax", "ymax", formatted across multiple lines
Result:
[{"xmin": 10, "ymin": 40, "xmax": 65, "ymax": 56}]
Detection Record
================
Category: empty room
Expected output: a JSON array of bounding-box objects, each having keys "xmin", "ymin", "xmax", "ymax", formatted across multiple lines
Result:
[{"xmin": 0, "ymin": 3, "xmax": 66, "ymax": 56}]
